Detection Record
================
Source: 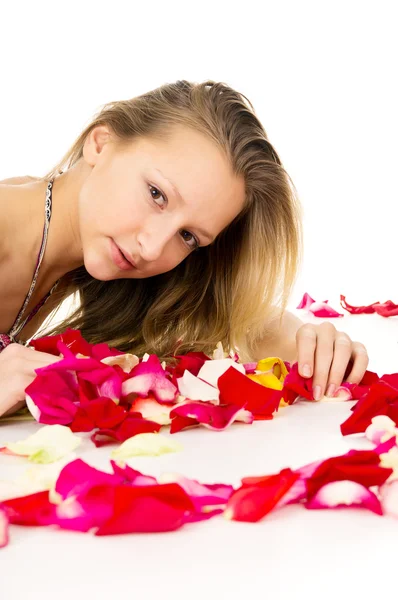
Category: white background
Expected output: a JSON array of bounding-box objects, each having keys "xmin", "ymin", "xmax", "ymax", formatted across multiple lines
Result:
[
  {"xmin": 1, "ymin": 0, "xmax": 396, "ymax": 310},
  {"xmin": 1, "ymin": 3, "xmax": 398, "ymax": 597}
]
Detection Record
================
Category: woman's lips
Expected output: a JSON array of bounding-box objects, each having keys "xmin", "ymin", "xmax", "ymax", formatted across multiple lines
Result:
[{"xmin": 110, "ymin": 239, "xmax": 136, "ymax": 271}]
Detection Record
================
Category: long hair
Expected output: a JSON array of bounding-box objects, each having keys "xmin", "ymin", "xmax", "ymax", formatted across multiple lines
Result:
[{"xmin": 40, "ymin": 80, "xmax": 303, "ymax": 361}]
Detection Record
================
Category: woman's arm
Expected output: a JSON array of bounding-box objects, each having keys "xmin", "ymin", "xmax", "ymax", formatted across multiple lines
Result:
[{"xmin": 251, "ymin": 309, "xmax": 304, "ymax": 362}]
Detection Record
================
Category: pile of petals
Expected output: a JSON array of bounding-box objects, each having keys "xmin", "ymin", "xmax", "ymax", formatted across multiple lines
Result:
[
  {"xmin": 296, "ymin": 292, "xmax": 398, "ymax": 318},
  {"xmin": 20, "ymin": 328, "xmax": 353, "ymax": 445},
  {"xmin": 340, "ymin": 371, "xmax": 398, "ymax": 436},
  {"xmin": 225, "ymin": 432, "xmax": 398, "ymax": 522},
  {"xmin": 3, "ymin": 415, "xmax": 398, "ymax": 548},
  {"xmin": 0, "ymin": 457, "xmax": 234, "ymax": 547},
  {"xmin": 340, "ymin": 295, "xmax": 398, "ymax": 317}
]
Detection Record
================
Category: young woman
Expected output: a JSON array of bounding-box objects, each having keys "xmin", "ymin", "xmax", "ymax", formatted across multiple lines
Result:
[{"xmin": 0, "ymin": 80, "xmax": 369, "ymax": 417}]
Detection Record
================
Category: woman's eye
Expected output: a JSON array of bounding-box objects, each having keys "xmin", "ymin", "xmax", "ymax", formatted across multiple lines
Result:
[
  {"xmin": 180, "ymin": 230, "xmax": 199, "ymax": 250},
  {"xmin": 149, "ymin": 185, "xmax": 167, "ymax": 208}
]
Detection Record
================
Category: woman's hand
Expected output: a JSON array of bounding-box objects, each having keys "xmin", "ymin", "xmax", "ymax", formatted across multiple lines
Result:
[
  {"xmin": 296, "ymin": 322, "xmax": 369, "ymax": 400},
  {"xmin": 0, "ymin": 343, "xmax": 62, "ymax": 418}
]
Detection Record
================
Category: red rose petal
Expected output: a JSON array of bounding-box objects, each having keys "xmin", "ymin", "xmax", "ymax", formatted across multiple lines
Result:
[
  {"xmin": 340, "ymin": 380, "xmax": 398, "ymax": 435},
  {"xmin": 91, "ymin": 416, "xmax": 161, "ymax": 447},
  {"xmin": 169, "ymin": 401, "xmax": 253, "ymax": 433},
  {"xmin": 340, "ymin": 295, "xmax": 398, "ymax": 317},
  {"xmin": 305, "ymin": 449, "xmax": 393, "ymax": 498},
  {"xmin": 225, "ymin": 468, "xmax": 300, "ymax": 522},
  {"xmin": 282, "ymin": 362, "xmax": 314, "ymax": 405},
  {"xmin": 218, "ymin": 366, "xmax": 281, "ymax": 418},
  {"xmin": 2, "ymin": 491, "xmax": 53, "ymax": 525}
]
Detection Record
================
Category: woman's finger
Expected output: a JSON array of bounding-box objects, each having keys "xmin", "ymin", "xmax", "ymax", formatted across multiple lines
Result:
[
  {"xmin": 344, "ymin": 342, "xmax": 369, "ymax": 383},
  {"xmin": 312, "ymin": 323, "xmax": 335, "ymax": 400},
  {"xmin": 324, "ymin": 332, "xmax": 352, "ymax": 396},
  {"xmin": 296, "ymin": 324, "xmax": 317, "ymax": 377}
]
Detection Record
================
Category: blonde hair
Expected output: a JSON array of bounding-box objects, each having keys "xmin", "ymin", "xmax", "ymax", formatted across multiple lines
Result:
[{"xmin": 41, "ymin": 80, "xmax": 303, "ymax": 361}]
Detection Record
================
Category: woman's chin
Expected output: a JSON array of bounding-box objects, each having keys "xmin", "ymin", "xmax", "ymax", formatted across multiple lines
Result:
[{"xmin": 83, "ymin": 255, "xmax": 115, "ymax": 281}]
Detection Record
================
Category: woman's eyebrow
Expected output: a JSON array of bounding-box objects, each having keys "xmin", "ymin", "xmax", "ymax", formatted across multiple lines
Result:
[
  {"xmin": 154, "ymin": 168, "xmax": 185, "ymax": 203},
  {"xmin": 154, "ymin": 168, "xmax": 215, "ymax": 242}
]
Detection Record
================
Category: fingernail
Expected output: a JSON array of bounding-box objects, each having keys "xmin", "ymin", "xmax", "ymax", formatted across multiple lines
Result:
[
  {"xmin": 302, "ymin": 364, "xmax": 312, "ymax": 377},
  {"xmin": 326, "ymin": 384, "xmax": 336, "ymax": 397},
  {"xmin": 313, "ymin": 385, "xmax": 322, "ymax": 401}
]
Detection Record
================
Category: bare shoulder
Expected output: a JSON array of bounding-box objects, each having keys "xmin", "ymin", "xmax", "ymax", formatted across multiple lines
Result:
[{"xmin": 0, "ymin": 175, "xmax": 41, "ymax": 186}]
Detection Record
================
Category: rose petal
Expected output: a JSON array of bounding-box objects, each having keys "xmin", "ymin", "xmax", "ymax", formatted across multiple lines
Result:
[
  {"xmin": 0, "ymin": 457, "xmax": 73, "ymax": 502},
  {"xmin": 177, "ymin": 370, "xmax": 220, "ymax": 403},
  {"xmin": 128, "ymin": 396, "xmax": 175, "ymax": 425},
  {"xmin": 158, "ymin": 473, "xmax": 233, "ymax": 511},
  {"xmin": 224, "ymin": 468, "xmax": 300, "ymax": 522},
  {"xmin": 0, "ymin": 504, "xmax": 10, "ymax": 548},
  {"xmin": 2, "ymin": 490, "xmax": 54, "ymax": 525},
  {"xmin": 110, "ymin": 460, "xmax": 158, "ymax": 486},
  {"xmin": 306, "ymin": 480, "xmax": 382, "ymax": 514},
  {"xmin": 305, "ymin": 449, "xmax": 393, "ymax": 498},
  {"xmin": 378, "ymin": 445, "xmax": 398, "ymax": 480},
  {"xmin": 380, "ymin": 480, "xmax": 398, "ymax": 517},
  {"xmin": 281, "ymin": 362, "xmax": 314, "ymax": 405},
  {"xmin": 170, "ymin": 401, "xmax": 253, "ymax": 433},
  {"xmin": 77, "ymin": 397, "xmax": 127, "ymax": 430},
  {"xmin": 38, "ymin": 485, "xmax": 116, "ymax": 532},
  {"xmin": 95, "ymin": 486, "xmax": 193, "ymax": 535},
  {"xmin": 243, "ymin": 362, "xmax": 257, "ymax": 374},
  {"xmin": 166, "ymin": 353, "xmax": 209, "ymax": 386},
  {"xmin": 308, "ymin": 301, "xmax": 344, "ymax": 318},
  {"xmin": 2, "ymin": 425, "xmax": 81, "ymax": 464},
  {"xmin": 25, "ymin": 371, "xmax": 79, "ymax": 425},
  {"xmin": 55, "ymin": 459, "xmax": 123, "ymax": 501},
  {"xmin": 218, "ymin": 367, "xmax": 281, "ymax": 418},
  {"xmin": 296, "ymin": 292, "xmax": 316, "ymax": 310},
  {"xmin": 365, "ymin": 415, "xmax": 397, "ymax": 445},
  {"xmin": 100, "ymin": 353, "xmax": 139, "ymax": 373},
  {"xmin": 197, "ymin": 359, "xmax": 245, "ymax": 388},
  {"xmin": 111, "ymin": 433, "xmax": 183, "ymax": 459},
  {"xmin": 30, "ymin": 328, "xmax": 93, "ymax": 357},
  {"xmin": 340, "ymin": 380, "xmax": 398, "ymax": 436},
  {"xmin": 91, "ymin": 416, "xmax": 161, "ymax": 447},
  {"xmin": 340, "ymin": 295, "xmax": 398, "ymax": 317},
  {"xmin": 122, "ymin": 355, "xmax": 178, "ymax": 404}
]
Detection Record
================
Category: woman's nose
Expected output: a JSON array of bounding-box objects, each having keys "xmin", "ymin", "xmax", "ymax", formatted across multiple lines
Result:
[{"xmin": 137, "ymin": 226, "xmax": 174, "ymax": 262}]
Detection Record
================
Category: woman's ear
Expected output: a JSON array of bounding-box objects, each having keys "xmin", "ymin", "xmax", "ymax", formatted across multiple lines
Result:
[{"xmin": 82, "ymin": 125, "xmax": 112, "ymax": 167}]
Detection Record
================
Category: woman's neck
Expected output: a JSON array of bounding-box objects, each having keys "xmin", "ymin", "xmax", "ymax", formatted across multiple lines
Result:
[{"xmin": 0, "ymin": 161, "xmax": 89, "ymax": 282}]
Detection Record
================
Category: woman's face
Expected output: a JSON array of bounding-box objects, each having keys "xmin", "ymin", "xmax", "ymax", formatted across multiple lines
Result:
[{"xmin": 78, "ymin": 124, "xmax": 246, "ymax": 281}]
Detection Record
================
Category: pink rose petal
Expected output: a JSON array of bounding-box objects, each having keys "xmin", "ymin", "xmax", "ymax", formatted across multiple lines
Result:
[
  {"xmin": 25, "ymin": 371, "xmax": 79, "ymax": 425},
  {"xmin": 380, "ymin": 480, "xmax": 398, "ymax": 517},
  {"xmin": 55, "ymin": 459, "xmax": 123, "ymax": 501},
  {"xmin": 308, "ymin": 301, "xmax": 344, "ymax": 318},
  {"xmin": 158, "ymin": 473, "xmax": 233, "ymax": 511},
  {"xmin": 306, "ymin": 480, "xmax": 382, "ymax": 514},
  {"xmin": 91, "ymin": 415, "xmax": 161, "ymax": 447},
  {"xmin": 170, "ymin": 401, "xmax": 253, "ymax": 433},
  {"xmin": 0, "ymin": 504, "xmax": 9, "ymax": 548},
  {"xmin": 110, "ymin": 461, "xmax": 158, "ymax": 486},
  {"xmin": 122, "ymin": 355, "xmax": 178, "ymax": 404},
  {"xmin": 365, "ymin": 416, "xmax": 397, "ymax": 445},
  {"xmin": 296, "ymin": 292, "xmax": 316, "ymax": 309}
]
